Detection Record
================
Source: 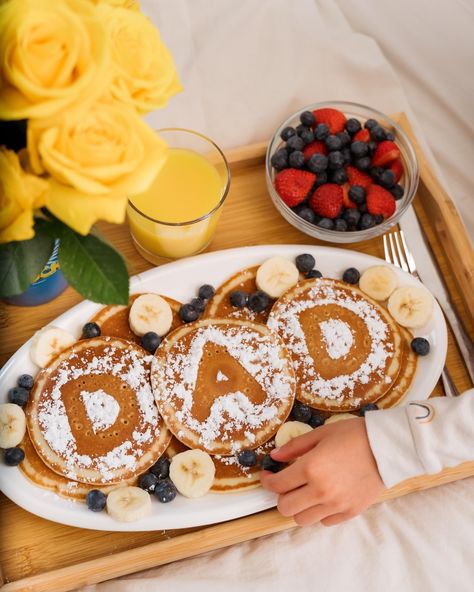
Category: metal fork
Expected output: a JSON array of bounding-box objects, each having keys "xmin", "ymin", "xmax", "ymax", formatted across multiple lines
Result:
[{"xmin": 383, "ymin": 230, "xmax": 459, "ymax": 397}]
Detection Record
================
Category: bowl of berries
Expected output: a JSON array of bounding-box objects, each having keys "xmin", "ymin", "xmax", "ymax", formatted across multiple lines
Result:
[{"xmin": 266, "ymin": 101, "xmax": 419, "ymax": 242}]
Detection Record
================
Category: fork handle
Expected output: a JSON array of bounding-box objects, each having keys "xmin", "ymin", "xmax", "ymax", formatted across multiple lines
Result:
[
  {"xmin": 441, "ymin": 366, "xmax": 459, "ymax": 397},
  {"xmin": 441, "ymin": 302, "xmax": 474, "ymax": 385}
]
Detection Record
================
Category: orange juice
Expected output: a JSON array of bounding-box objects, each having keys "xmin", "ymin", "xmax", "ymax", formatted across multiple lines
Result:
[{"xmin": 127, "ymin": 143, "xmax": 229, "ymax": 262}]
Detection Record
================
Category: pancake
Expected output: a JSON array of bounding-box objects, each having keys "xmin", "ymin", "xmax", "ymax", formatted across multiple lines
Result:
[
  {"xmin": 27, "ymin": 337, "xmax": 171, "ymax": 485},
  {"xmin": 165, "ymin": 436, "xmax": 275, "ymax": 493},
  {"xmin": 268, "ymin": 278, "xmax": 403, "ymax": 412},
  {"xmin": 90, "ymin": 293, "xmax": 183, "ymax": 344},
  {"xmin": 19, "ymin": 432, "xmax": 136, "ymax": 500},
  {"xmin": 151, "ymin": 318, "xmax": 296, "ymax": 455},
  {"xmin": 205, "ymin": 266, "xmax": 275, "ymax": 324}
]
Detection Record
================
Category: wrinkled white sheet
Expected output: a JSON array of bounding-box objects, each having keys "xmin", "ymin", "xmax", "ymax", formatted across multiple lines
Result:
[{"xmin": 79, "ymin": 1, "xmax": 474, "ymax": 590}]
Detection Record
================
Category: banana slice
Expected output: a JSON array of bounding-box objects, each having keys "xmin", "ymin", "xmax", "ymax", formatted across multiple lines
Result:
[
  {"xmin": 256, "ymin": 256, "xmax": 300, "ymax": 299},
  {"xmin": 274, "ymin": 421, "xmax": 313, "ymax": 447},
  {"xmin": 129, "ymin": 293, "xmax": 173, "ymax": 337},
  {"xmin": 30, "ymin": 326, "xmax": 76, "ymax": 368},
  {"xmin": 359, "ymin": 266, "xmax": 398, "ymax": 301},
  {"xmin": 169, "ymin": 449, "xmax": 215, "ymax": 498},
  {"xmin": 106, "ymin": 486, "xmax": 151, "ymax": 522},
  {"xmin": 325, "ymin": 413, "xmax": 357, "ymax": 424},
  {"xmin": 0, "ymin": 403, "xmax": 26, "ymax": 449},
  {"xmin": 388, "ymin": 285, "xmax": 434, "ymax": 328}
]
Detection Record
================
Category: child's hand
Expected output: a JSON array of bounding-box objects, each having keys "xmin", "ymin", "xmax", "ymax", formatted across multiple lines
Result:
[{"xmin": 260, "ymin": 417, "xmax": 386, "ymax": 526}]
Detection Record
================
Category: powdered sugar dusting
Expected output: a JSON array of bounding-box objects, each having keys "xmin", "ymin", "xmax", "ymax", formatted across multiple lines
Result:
[
  {"xmin": 319, "ymin": 319, "xmax": 354, "ymax": 360},
  {"xmin": 216, "ymin": 371, "xmax": 229, "ymax": 382},
  {"xmin": 80, "ymin": 389, "xmax": 120, "ymax": 433}
]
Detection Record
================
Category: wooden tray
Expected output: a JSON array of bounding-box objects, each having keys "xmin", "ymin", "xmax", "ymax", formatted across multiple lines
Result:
[{"xmin": 1, "ymin": 113, "xmax": 473, "ymax": 592}]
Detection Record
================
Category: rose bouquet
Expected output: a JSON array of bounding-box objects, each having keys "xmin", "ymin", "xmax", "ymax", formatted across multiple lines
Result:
[{"xmin": 0, "ymin": 0, "xmax": 181, "ymax": 304}]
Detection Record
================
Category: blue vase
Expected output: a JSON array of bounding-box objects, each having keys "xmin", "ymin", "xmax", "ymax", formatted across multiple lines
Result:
[{"xmin": 4, "ymin": 240, "xmax": 68, "ymax": 306}]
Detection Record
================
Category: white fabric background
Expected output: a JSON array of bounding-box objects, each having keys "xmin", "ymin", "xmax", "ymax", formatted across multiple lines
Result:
[{"xmin": 80, "ymin": 1, "xmax": 474, "ymax": 590}]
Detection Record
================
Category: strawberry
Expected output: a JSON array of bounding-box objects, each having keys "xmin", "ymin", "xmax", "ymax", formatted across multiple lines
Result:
[
  {"xmin": 389, "ymin": 158, "xmax": 404, "ymax": 183},
  {"xmin": 303, "ymin": 140, "xmax": 328, "ymax": 160},
  {"xmin": 371, "ymin": 141, "xmax": 400, "ymax": 167},
  {"xmin": 366, "ymin": 185, "xmax": 396, "ymax": 219},
  {"xmin": 275, "ymin": 169, "xmax": 316, "ymax": 208},
  {"xmin": 346, "ymin": 165, "xmax": 372, "ymax": 189},
  {"xmin": 342, "ymin": 184, "xmax": 357, "ymax": 209},
  {"xmin": 309, "ymin": 184, "xmax": 343, "ymax": 219},
  {"xmin": 353, "ymin": 129, "xmax": 370, "ymax": 143},
  {"xmin": 312, "ymin": 108, "xmax": 347, "ymax": 134}
]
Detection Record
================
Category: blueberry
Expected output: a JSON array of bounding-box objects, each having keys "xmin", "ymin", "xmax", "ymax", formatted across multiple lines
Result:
[
  {"xmin": 364, "ymin": 118, "xmax": 378, "ymax": 130},
  {"xmin": 337, "ymin": 131, "xmax": 351, "ymax": 147},
  {"xmin": 370, "ymin": 167, "xmax": 384, "ymax": 182},
  {"xmin": 271, "ymin": 148, "xmax": 288, "ymax": 171},
  {"xmin": 411, "ymin": 337, "xmax": 430, "ymax": 356},
  {"xmin": 138, "ymin": 472, "xmax": 159, "ymax": 493},
  {"xmin": 328, "ymin": 151, "xmax": 344, "ymax": 170},
  {"xmin": 348, "ymin": 185, "xmax": 366, "ymax": 205},
  {"xmin": 309, "ymin": 410, "xmax": 325, "ymax": 428},
  {"xmin": 229, "ymin": 290, "xmax": 248, "ymax": 308},
  {"xmin": 370, "ymin": 125, "xmax": 386, "ymax": 142},
  {"xmin": 280, "ymin": 126, "xmax": 296, "ymax": 141},
  {"xmin": 331, "ymin": 169, "xmax": 348, "ymax": 185},
  {"xmin": 314, "ymin": 171, "xmax": 328, "ymax": 187},
  {"xmin": 149, "ymin": 456, "xmax": 170, "ymax": 479},
  {"xmin": 354, "ymin": 156, "xmax": 371, "ymax": 171},
  {"xmin": 334, "ymin": 218, "xmax": 348, "ymax": 232},
  {"xmin": 248, "ymin": 291, "xmax": 270, "ymax": 313},
  {"xmin": 295, "ymin": 124, "xmax": 309, "ymax": 136},
  {"xmin": 358, "ymin": 203, "xmax": 368, "ymax": 214},
  {"xmin": 374, "ymin": 214, "xmax": 384, "ymax": 225},
  {"xmin": 390, "ymin": 184, "xmax": 404, "ymax": 200},
  {"xmin": 7, "ymin": 387, "xmax": 29, "ymax": 407},
  {"xmin": 198, "ymin": 284, "xmax": 215, "ymax": 300},
  {"xmin": 317, "ymin": 218, "xmax": 334, "ymax": 230},
  {"xmin": 141, "ymin": 331, "xmax": 161, "ymax": 353},
  {"xmin": 286, "ymin": 135, "xmax": 304, "ymax": 152},
  {"xmin": 345, "ymin": 118, "xmax": 362, "ymax": 135},
  {"xmin": 342, "ymin": 208, "xmax": 361, "ymax": 229},
  {"xmin": 86, "ymin": 489, "xmax": 106, "ymax": 512},
  {"xmin": 288, "ymin": 150, "xmax": 305, "ymax": 168},
  {"xmin": 4, "ymin": 447, "xmax": 25, "ymax": 466},
  {"xmin": 300, "ymin": 110, "xmax": 316, "ymax": 127},
  {"xmin": 380, "ymin": 169, "xmax": 396, "ymax": 188},
  {"xmin": 238, "ymin": 450, "xmax": 257, "ymax": 467},
  {"xmin": 154, "ymin": 478, "xmax": 177, "ymax": 503},
  {"xmin": 350, "ymin": 141, "xmax": 369, "ymax": 158},
  {"xmin": 179, "ymin": 303, "xmax": 199, "ymax": 323},
  {"xmin": 359, "ymin": 403, "xmax": 379, "ymax": 416},
  {"xmin": 325, "ymin": 135, "xmax": 342, "ymax": 151},
  {"xmin": 359, "ymin": 213, "xmax": 376, "ymax": 230},
  {"xmin": 291, "ymin": 401, "xmax": 312, "ymax": 423},
  {"xmin": 342, "ymin": 267, "xmax": 360, "ymax": 284},
  {"xmin": 368, "ymin": 141, "xmax": 377, "ymax": 153},
  {"xmin": 295, "ymin": 206, "xmax": 316, "ymax": 224},
  {"xmin": 18, "ymin": 374, "xmax": 34, "ymax": 390},
  {"xmin": 190, "ymin": 297, "xmax": 206, "ymax": 313},
  {"xmin": 306, "ymin": 269, "xmax": 323, "ymax": 278},
  {"xmin": 341, "ymin": 148, "xmax": 352, "ymax": 165},
  {"xmin": 295, "ymin": 253, "xmax": 316, "ymax": 273},
  {"xmin": 82, "ymin": 322, "xmax": 101, "ymax": 339},
  {"xmin": 260, "ymin": 455, "xmax": 284, "ymax": 473},
  {"xmin": 300, "ymin": 128, "xmax": 315, "ymax": 145},
  {"xmin": 386, "ymin": 132, "xmax": 395, "ymax": 141},
  {"xmin": 307, "ymin": 153, "xmax": 328, "ymax": 174},
  {"xmin": 314, "ymin": 123, "xmax": 330, "ymax": 140}
]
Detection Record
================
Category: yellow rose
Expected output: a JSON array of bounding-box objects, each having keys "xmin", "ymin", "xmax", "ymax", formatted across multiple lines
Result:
[
  {"xmin": 0, "ymin": 0, "xmax": 110, "ymax": 120},
  {"xmin": 0, "ymin": 147, "xmax": 49, "ymax": 243},
  {"xmin": 88, "ymin": 0, "xmax": 140, "ymax": 9},
  {"xmin": 27, "ymin": 100, "xmax": 167, "ymax": 235},
  {"xmin": 99, "ymin": 5, "xmax": 182, "ymax": 113}
]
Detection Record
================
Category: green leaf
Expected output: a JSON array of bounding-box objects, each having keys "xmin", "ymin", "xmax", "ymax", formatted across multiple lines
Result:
[
  {"xmin": 57, "ymin": 225, "xmax": 129, "ymax": 305},
  {"xmin": 0, "ymin": 222, "xmax": 55, "ymax": 297}
]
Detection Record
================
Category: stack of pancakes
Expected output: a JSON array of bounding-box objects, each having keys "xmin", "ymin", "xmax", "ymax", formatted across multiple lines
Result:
[{"xmin": 23, "ymin": 266, "xmax": 416, "ymax": 500}]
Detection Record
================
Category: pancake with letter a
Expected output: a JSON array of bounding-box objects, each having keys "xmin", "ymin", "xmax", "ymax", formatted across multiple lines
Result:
[
  {"xmin": 151, "ymin": 318, "xmax": 296, "ymax": 455},
  {"xmin": 27, "ymin": 337, "xmax": 171, "ymax": 485},
  {"xmin": 268, "ymin": 279, "xmax": 403, "ymax": 412}
]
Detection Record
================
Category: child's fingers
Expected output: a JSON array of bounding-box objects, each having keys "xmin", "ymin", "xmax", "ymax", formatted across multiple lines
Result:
[
  {"xmin": 260, "ymin": 460, "xmax": 306, "ymax": 494},
  {"xmin": 293, "ymin": 503, "xmax": 337, "ymax": 527},
  {"xmin": 270, "ymin": 426, "xmax": 325, "ymax": 462},
  {"xmin": 277, "ymin": 484, "xmax": 316, "ymax": 517},
  {"xmin": 320, "ymin": 511, "xmax": 357, "ymax": 527}
]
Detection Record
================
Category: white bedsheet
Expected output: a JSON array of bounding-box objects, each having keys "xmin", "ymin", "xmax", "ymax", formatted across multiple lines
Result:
[{"xmin": 79, "ymin": 1, "xmax": 474, "ymax": 590}]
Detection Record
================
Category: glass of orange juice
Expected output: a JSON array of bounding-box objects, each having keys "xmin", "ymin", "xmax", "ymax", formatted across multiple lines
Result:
[{"xmin": 127, "ymin": 128, "xmax": 231, "ymax": 263}]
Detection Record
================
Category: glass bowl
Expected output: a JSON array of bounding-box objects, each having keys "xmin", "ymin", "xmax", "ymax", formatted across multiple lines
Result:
[{"xmin": 265, "ymin": 101, "xmax": 419, "ymax": 243}]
